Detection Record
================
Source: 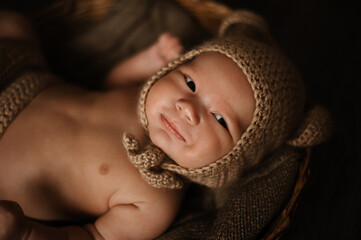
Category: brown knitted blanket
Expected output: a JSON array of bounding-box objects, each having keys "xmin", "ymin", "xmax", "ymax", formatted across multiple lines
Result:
[
  {"xmin": 157, "ymin": 146, "xmax": 302, "ymax": 240},
  {"xmin": 0, "ymin": 39, "xmax": 58, "ymax": 138}
]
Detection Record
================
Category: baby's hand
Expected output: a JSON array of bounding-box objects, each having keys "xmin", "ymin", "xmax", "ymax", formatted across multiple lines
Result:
[
  {"xmin": 155, "ymin": 33, "xmax": 184, "ymax": 64},
  {"xmin": 105, "ymin": 32, "xmax": 184, "ymax": 88},
  {"xmin": 0, "ymin": 200, "xmax": 31, "ymax": 240},
  {"xmin": 137, "ymin": 32, "xmax": 183, "ymax": 77}
]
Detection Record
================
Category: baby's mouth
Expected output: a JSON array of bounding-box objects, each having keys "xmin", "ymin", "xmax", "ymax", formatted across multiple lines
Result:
[{"xmin": 161, "ymin": 114, "xmax": 186, "ymax": 142}]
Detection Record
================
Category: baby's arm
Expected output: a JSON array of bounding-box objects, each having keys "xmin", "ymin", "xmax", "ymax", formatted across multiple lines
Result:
[
  {"xmin": 84, "ymin": 193, "xmax": 182, "ymax": 240},
  {"xmin": 104, "ymin": 33, "xmax": 183, "ymax": 89},
  {"xmin": 0, "ymin": 197, "xmax": 180, "ymax": 240}
]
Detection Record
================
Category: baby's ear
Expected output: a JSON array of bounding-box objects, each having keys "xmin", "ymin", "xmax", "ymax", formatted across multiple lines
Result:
[
  {"xmin": 286, "ymin": 105, "xmax": 334, "ymax": 148},
  {"xmin": 218, "ymin": 10, "xmax": 275, "ymax": 46}
]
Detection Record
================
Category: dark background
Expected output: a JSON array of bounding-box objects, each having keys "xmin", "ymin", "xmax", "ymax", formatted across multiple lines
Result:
[
  {"xmin": 227, "ymin": 1, "xmax": 361, "ymax": 239},
  {"xmin": 1, "ymin": 0, "xmax": 360, "ymax": 239}
]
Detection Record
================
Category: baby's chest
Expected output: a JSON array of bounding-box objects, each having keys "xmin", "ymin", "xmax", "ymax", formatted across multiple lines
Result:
[{"xmin": 0, "ymin": 106, "xmax": 148, "ymax": 221}]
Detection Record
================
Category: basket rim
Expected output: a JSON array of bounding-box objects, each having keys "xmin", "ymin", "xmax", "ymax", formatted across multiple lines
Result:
[{"xmin": 261, "ymin": 147, "xmax": 311, "ymax": 240}]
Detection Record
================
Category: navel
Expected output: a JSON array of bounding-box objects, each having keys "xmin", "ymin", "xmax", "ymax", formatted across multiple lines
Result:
[{"xmin": 99, "ymin": 164, "xmax": 109, "ymax": 175}]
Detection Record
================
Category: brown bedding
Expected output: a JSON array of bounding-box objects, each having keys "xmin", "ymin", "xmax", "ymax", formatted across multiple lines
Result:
[{"xmin": 34, "ymin": 0, "xmax": 209, "ymax": 89}]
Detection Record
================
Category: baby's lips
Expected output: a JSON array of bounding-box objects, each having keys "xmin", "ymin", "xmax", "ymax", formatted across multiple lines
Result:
[{"xmin": 161, "ymin": 114, "xmax": 186, "ymax": 142}]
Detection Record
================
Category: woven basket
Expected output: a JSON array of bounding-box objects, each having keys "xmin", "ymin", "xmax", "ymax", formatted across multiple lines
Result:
[
  {"xmin": 262, "ymin": 148, "xmax": 310, "ymax": 239},
  {"xmin": 33, "ymin": 0, "xmax": 311, "ymax": 239}
]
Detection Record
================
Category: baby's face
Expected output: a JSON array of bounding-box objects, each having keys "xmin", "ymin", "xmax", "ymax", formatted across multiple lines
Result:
[{"xmin": 145, "ymin": 52, "xmax": 255, "ymax": 168}]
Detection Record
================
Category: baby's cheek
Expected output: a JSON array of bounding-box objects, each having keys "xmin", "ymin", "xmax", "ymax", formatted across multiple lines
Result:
[
  {"xmin": 149, "ymin": 127, "xmax": 177, "ymax": 159},
  {"xmin": 182, "ymin": 136, "xmax": 223, "ymax": 168},
  {"xmin": 148, "ymin": 127, "xmax": 164, "ymax": 147},
  {"xmin": 203, "ymin": 130, "xmax": 234, "ymax": 160}
]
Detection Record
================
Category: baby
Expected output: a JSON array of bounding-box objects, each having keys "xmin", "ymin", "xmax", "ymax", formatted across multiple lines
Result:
[{"xmin": 0, "ymin": 10, "xmax": 331, "ymax": 240}]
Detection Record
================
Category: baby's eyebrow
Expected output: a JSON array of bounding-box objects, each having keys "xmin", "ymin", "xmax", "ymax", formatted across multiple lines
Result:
[{"xmin": 180, "ymin": 62, "xmax": 196, "ymax": 75}]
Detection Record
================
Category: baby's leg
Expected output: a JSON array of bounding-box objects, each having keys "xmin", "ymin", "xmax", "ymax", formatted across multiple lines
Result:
[{"xmin": 104, "ymin": 33, "xmax": 184, "ymax": 88}]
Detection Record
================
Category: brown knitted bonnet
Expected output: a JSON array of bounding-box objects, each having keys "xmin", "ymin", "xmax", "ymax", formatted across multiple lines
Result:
[{"xmin": 123, "ymin": 10, "xmax": 332, "ymax": 188}]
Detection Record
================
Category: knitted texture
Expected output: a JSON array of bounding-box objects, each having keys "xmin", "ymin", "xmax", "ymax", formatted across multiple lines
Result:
[
  {"xmin": 157, "ymin": 146, "xmax": 301, "ymax": 240},
  {"xmin": 287, "ymin": 105, "xmax": 334, "ymax": 147},
  {"xmin": 0, "ymin": 40, "xmax": 58, "ymax": 139},
  {"xmin": 0, "ymin": 39, "xmax": 46, "ymax": 90},
  {"xmin": 123, "ymin": 10, "xmax": 332, "ymax": 188},
  {"xmin": 123, "ymin": 133, "xmax": 184, "ymax": 189},
  {"xmin": 218, "ymin": 10, "xmax": 269, "ymax": 37}
]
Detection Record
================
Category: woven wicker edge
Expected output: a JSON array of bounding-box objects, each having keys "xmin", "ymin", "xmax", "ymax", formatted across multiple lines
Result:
[{"xmin": 261, "ymin": 148, "xmax": 311, "ymax": 240}]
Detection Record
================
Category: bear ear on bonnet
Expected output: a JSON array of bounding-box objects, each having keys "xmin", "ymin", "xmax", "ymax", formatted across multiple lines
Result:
[
  {"xmin": 218, "ymin": 10, "xmax": 276, "ymax": 46},
  {"xmin": 286, "ymin": 105, "xmax": 334, "ymax": 148}
]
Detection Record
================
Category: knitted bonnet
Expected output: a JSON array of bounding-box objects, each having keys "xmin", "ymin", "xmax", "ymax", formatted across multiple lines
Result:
[{"xmin": 123, "ymin": 10, "xmax": 333, "ymax": 189}]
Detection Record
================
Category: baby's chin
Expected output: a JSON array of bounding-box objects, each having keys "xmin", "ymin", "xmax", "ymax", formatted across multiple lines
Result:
[
  {"xmin": 148, "ymin": 130, "xmax": 232, "ymax": 169},
  {"xmin": 160, "ymin": 148, "xmax": 221, "ymax": 169},
  {"xmin": 148, "ymin": 137, "xmax": 184, "ymax": 166}
]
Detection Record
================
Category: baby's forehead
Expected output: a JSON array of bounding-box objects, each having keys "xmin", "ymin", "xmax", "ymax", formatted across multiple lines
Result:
[
  {"xmin": 183, "ymin": 52, "xmax": 246, "ymax": 77},
  {"xmin": 186, "ymin": 52, "xmax": 234, "ymax": 66},
  {"xmin": 181, "ymin": 52, "xmax": 248, "ymax": 85}
]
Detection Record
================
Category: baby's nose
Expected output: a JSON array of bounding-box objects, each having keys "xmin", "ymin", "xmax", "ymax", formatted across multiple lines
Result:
[{"xmin": 176, "ymin": 100, "xmax": 200, "ymax": 125}]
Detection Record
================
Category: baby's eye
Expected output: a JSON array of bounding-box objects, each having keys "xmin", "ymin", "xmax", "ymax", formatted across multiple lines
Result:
[
  {"xmin": 213, "ymin": 113, "xmax": 228, "ymax": 130},
  {"xmin": 184, "ymin": 75, "xmax": 196, "ymax": 92}
]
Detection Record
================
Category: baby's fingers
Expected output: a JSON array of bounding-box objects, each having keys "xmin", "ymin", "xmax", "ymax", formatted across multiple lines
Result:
[{"xmin": 157, "ymin": 33, "xmax": 184, "ymax": 62}]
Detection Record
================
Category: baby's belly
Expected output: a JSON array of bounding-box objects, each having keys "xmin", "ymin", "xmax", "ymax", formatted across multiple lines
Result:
[
  {"xmin": 0, "ymin": 126, "xmax": 142, "ymax": 221},
  {"xmin": 0, "ymin": 105, "xmax": 143, "ymax": 222}
]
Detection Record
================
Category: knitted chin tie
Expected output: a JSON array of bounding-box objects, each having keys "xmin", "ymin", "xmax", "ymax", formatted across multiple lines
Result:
[{"xmin": 122, "ymin": 133, "xmax": 184, "ymax": 189}]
